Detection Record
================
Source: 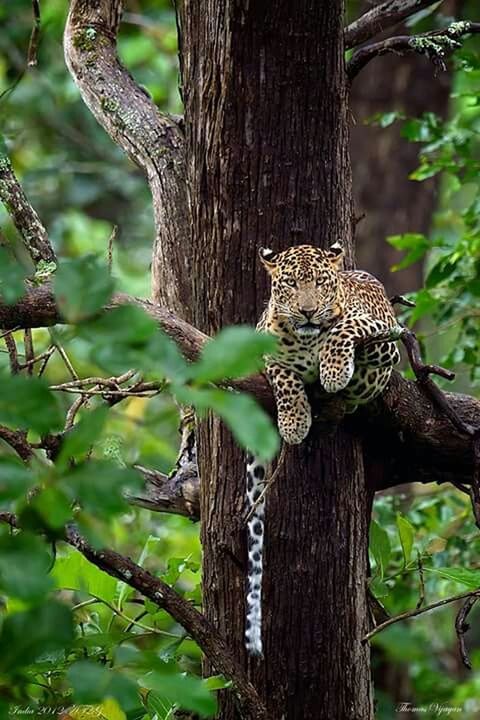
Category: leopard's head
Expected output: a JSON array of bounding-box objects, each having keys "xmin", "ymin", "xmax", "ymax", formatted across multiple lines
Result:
[{"xmin": 259, "ymin": 243, "xmax": 344, "ymax": 336}]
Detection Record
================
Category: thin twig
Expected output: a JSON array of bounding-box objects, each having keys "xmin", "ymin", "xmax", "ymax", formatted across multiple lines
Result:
[
  {"xmin": 49, "ymin": 333, "xmax": 79, "ymax": 381},
  {"xmin": 244, "ymin": 443, "xmax": 287, "ymax": 524},
  {"xmin": 38, "ymin": 345, "xmax": 55, "ymax": 377},
  {"xmin": 27, "ymin": 0, "xmax": 41, "ymax": 67},
  {"xmin": 107, "ymin": 225, "xmax": 117, "ymax": 273},
  {"xmin": 363, "ymin": 589, "xmax": 480, "ymax": 643},
  {"xmin": 23, "ymin": 328, "xmax": 34, "ymax": 376},
  {"xmin": 416, "ymin": 551, "xmax": 425, "ymax": 610},
  {"xmin": 3, "ymin": 332, "xmax": 20, "ymax": 374},
  {"xmin": 455, "ymin": 595, "xmax": 478, "ymax": 669}
]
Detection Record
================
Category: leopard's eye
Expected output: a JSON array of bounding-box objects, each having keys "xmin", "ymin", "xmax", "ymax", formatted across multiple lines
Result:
[{"xmin": 285, "ymin": 278, "xmax": 297, "ymax": 288}]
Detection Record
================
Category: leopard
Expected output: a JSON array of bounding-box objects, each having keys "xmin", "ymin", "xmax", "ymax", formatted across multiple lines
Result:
[{"xmin": 244, "ymin": 243, "xmax": 402, "ymax": 656}]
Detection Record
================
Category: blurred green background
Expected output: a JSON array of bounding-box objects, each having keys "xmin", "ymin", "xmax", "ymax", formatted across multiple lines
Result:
[{"xmin": 1, "ymin": 2, "xmax": 480, "ymax": 719}]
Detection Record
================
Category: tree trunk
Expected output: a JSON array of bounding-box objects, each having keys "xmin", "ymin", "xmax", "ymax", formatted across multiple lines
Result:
[
  {"xmin": 179, "ymin": 2, "xmax": 373, "ymax": 718},
  {"xmin": 350, "ymin": 0, "xmax": 464, "ymax": 296}
]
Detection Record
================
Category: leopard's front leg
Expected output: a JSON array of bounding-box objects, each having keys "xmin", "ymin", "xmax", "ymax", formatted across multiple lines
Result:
[
  {"xmin": 266, "ymin": 362, "xmax": 312, "ymax": 444},
  {"xmin": 319, "ymin": 316, "xmax": 392, "ymax": 394}
]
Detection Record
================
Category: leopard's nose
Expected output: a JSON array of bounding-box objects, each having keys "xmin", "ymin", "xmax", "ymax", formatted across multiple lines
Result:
[{"xmin": 301, "ymin": 308, "xmax": 315, "ymax": 320}]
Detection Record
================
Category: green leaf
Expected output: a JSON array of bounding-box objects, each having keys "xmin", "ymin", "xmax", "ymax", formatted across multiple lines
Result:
[
  {"xmin": 425, "ymin": 257, "xmax": 458, "ymax": 289},
  {"xmin": 192, "ymin": 326, "xmax": 277, "ymax": 383},
  {"xmin": 31, "ymin": 486, "xmax": 73, "ymax": 529},
  {"xmin": 426, "ymin": 566, "xmax": 480, "ymax": 589},
  {"xmin": 203, "ymin": 675, "xmax": 231, "ymax": 691},
  {"xmin": 178, "ymin": 386, "xmax": 279, "ymax": 461},
  {"xmin": 140, "ymin": 671, "xmax": 217, "ymax": 718},
  {"xmin": 396, "ymin": 514, "xmax": 415, "ymax": 566},
  {"xmin": 0, "ymin": 532, "xmax": 53, "ymax": 601},
  {"xmin": 53, "ymin": 547, "xmax": 117, "ymax": 603},
  {"xmin": 0, "ymin": 248, "xmax": 28, "ymax": 304},
  {"xmin": 0, "ymin": 600, "xmax": 74, "ymax": 671},
  {"xmin": 369, "ymin": 519, "xmax": 391, "ymax": 579},
  {"xmin": 369, "ymin": 576, "xmax": 390, "ymax": 599},
  {"xmin": 80, "ymin": 305, "xmax": 188, "ymax": 381},
  {"xmin": 0, "ymin": 457, "xmax": 34, "ymax": 500},
  {"xmin": 61, "ymin": 461, "xmax": 142, "ymax": 517},
  {"xmin": 0, "ymin": 375, "xmax": 63, "ymax": 433},
  {"xmin": 409, "ymin": 289, "xmax": 438, "ymax": 325},
  {"xmin": 57, "ymin": 406, "xmax": 109, "ymax": 466},
  {"xmin": 67, "ymin": 661, "xmax": 139, "ymax": 711},
  {"xmin": 387, "ymin": 233, "xmax": 430, "ymax": 271},
  {"xmin": 54, "ymin": 255, "xmax": 115, "ymax": 322}
]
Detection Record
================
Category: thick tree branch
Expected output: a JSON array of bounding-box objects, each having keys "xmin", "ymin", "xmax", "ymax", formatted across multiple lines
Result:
[
  {"xmin": 0, "ymin": 285, "xmax": 478, "ymax": 494},
  {"xmin": 348, "ymin": 21, "xmax": 480, "ymax": 79},
  {"xmin": 64, "ymin": 0, "xmax": 191, "ymax": 315},
  {"xmin": 0, "ymin": 148, "xmax": 56, "ymax": 264},
  {"xmin": 0, "ymin": 426, "xmax": 33, "ymax": 462},
  {"xmin": 0, "ymin": 512, "xmax": 267, "ymax": 720},
  {"xmin": 344, "ymin": 0, "xmax": 442, "ymax": 49}
]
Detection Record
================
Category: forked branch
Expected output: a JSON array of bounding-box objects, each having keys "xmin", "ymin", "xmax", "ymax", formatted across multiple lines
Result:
[
  {"xmin": 64, "ymin": 0, "xmax": 190, "ymax": 314},
  {"xmin": 344, "ymin": 0, "xmax": 442, "ymax": 49},
  {"xmin": 348, "ymin": 22, "xmax": 480, "ymax": 80}
]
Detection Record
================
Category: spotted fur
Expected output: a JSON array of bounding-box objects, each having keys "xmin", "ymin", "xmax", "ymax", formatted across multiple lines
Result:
[
  {"xmin": 244, "ymin": 244, "xmax": 401, "ymax": 655},
  {"xmin": 245, "ymin": 453, "xmax": 265, "ymax": 656}
]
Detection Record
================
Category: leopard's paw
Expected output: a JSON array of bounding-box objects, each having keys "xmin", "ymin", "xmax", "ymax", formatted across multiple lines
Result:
[
  {"xmin": 277, "ymin": 407, "xmax": 312, "ymax": 445},
  {"xmin": 319, "ymin": 358, "xmax": 355, "ymax": 394}
]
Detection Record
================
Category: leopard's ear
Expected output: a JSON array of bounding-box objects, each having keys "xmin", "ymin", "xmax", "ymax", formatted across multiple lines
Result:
[
  {"xmin": 259, "ymin": 247, "xmax": 279, "ymax": 273},
  {"xmin": 326, "ymin": 242, "xmax": 344, "ymax": 269}
]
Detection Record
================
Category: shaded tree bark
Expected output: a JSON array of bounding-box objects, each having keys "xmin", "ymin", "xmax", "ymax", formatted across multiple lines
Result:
[
  {"xmin": 178, "ymin": 2, "xmax": 372, "ymax": 718},
  {"xmin": 350, "ymin": 0, "xmax": 464, "ymax": 295}
]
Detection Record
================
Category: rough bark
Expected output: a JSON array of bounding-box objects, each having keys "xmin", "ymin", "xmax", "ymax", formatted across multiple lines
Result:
[
  {"xmin": 178, "ymin": 2, "xmax": 372, "ymax": 718},
  {"xmin": 63, "ymin": 0, "xmax": 191, "ymax": 317}
]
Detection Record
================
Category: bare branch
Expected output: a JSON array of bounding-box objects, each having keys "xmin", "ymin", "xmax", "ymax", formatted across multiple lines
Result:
[
  {"xmin": 0, "ymin": 512, "xmax": 268, "ymax": 720},
  {"xmin": 455, "ymin": 594, "xmax": 478, "ymax": 669},
  {"xmin": 130, "ymin": 464, "xmax": 200, "ymax": 519},
  {"xmin": 28, "ymin": 0, "xmax": 41, "ymax": 67},
  {"xmin": 344, "ymin": 0, "xmax": 442, "ymax": 49},
  {"xmin": 0, "ymin": 148, "xmax": 56, "ymax": 264},
  {"xmin": 348, "ymin": 21, "xmax": 480, "ymax": 80},
  {"xmin": 0, "ymin": 426, "xmax": 33, "ymax": 461},
  {"xmin": 364, "ymin": 589, "xmax": 480, "ymax": 643},
  {"xmin": 64, "ymin": 0, "xmax": 190, "ymax": 314}
]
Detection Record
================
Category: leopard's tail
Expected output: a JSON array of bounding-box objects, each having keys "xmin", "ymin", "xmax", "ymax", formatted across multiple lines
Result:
[{"xmin": 245, "ymin": 453, "xmax": 266, "ymax": 656}]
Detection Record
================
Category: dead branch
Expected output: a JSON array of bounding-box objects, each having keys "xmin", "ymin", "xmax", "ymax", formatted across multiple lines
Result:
[
  {"xmin": 363, "ymin": 589, "xmax": 480, "ymax": 643},
  {"xmin": 0, "ymin": 511, "xmax": 268, "ymax": 720},
  {"xmin": 130, "ymin": 464, "xmax": 200, "ymax": 519},
  {"xmin": 64, "ymin": 0, "xmax": 190, "ymax": 315},
  {"xmin": 0, "ymin": 150, "xmax": 56, "ymax": 264},
  {"xmin": 28, "ymin": 0, "xmax": 41, "ymax": 67},
  {"xmin": 347, "ymin": 21, "xmax": 480, "ymax": 80},
  {"xmin": 130, "ymin": 406, "xmax": 200, "ymax": 518},
  {"xmin": 3, "ymin": 332, "xmax": 20, "ymax": 374},
  {"xmin": 455, "ymin": 594, "xmax": 478, "ymax": 669},
  {"xmin": 344, "ymin": 0, "xmax": 442, "ymax": 49}
]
